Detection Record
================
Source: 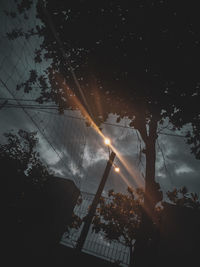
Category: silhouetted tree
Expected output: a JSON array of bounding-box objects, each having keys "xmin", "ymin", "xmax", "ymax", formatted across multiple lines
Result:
[
  {"xmin": 5, "ymin": 1, "xmax": 200, "ymax": 265},
  {"xmin": 65, "ymin": 187, "xmax": 144, "ymax": 266},
  {"xmin": 1, "ymin": 129, "xmax": 52, "ymax": 217},
  {"xmin": 1, "ymin": 129, "xmax": 54, "ymax": 266},
  {"xmin": 6, "ymin": 0, "xmax": 200, "ymax": 210},
  {"xmin": 167, "ymin": 186, "xmax": 200, "ymax": 210},
  {"xmin": 92, "ymin": 187, "xmax": 144, "ymax": 267},
  {"xmin": 65, "ymin": 194, "xmax": 83, "ymax": 232},
  {"xmin": 0, "ymin": 129, "xmax": 51, "ymax": 191}
]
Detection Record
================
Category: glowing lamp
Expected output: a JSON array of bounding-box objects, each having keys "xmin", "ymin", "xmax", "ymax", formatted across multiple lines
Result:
[
  {"xmin": 104, "ymin": 138, "xmax": 111, "ymax": 145},
  {"xmin": 114, "ymin": 167, "xmax": 120, "ymax": 172}
]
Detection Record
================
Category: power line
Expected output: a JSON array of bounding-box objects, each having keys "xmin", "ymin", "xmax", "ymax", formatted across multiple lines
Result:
[
  {"xmin": 0, "ymin": 6, "xmax": 85, "ymax": 187},
  {"xmin": 36, "ymin": 111, "xmax": 188, "ymax": 138},
  {"xmin": 2, "ymin": 103, "xmax": 60, "ymax": 109},
  {"xmin": 1, "ymin": 100, "xmax": 186, "ymax": 139},
  {"xmin": 0, "ymin": 77, "xmax": 75, "ymax": 181},
  {"xmin": 0, "ymin": 97, "xmax": 38, "ymax": 102},
  {"xmin": 157, "ymin": 132, "xmax": 186, "ymax": 138},
  {"xmin": 39, "ymin": 4, "xmax": 187, "ymax": 141},
  {"xmin": 41, "ymin": 2, "xmax": 94, "ymax": 121}
]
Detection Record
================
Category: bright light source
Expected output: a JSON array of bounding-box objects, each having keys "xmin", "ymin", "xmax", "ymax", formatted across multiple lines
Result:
[
  {"xmin": 114, "ymin": 167, "xmax": 120, "ymax": 173},
  {"xmin": 104, "ymin": 138, "xmax": 111, "ymax": 145}
]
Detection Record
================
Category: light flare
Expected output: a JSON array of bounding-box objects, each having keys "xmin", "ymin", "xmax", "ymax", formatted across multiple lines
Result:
[
  {"xmin": 114, "ymin": 167, "xmax": 120, "ymax": 172},
  {"xmin": 60, "ymin": 74, "xmax": 144, "ymax": 190},
  {"xmin": 104, "ymin": 138, "xmax": 111, "ymax": 145},
  {"xmin": 109, "ymin": 143, "xmax": 144, "ymax": 189}
]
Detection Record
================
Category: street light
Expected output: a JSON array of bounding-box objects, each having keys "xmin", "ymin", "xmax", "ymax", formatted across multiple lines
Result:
[
  {"xmin": 104, "ymin": 138, "xmax": 111, "ymax": 145},
  {"xmin": 104, "ymin": 138, "xmax": 120, "ymax": 173},
  {"xmin": 114, "ymin": 167, "xmax": 120, "ymax": 172}
]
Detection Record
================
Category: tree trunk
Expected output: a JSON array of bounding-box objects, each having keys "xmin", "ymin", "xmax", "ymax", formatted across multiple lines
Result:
[
  {"xmin": 132, "ymin": 117, "xmax": 162, "ymax": 267},
  {"xmin": 145, "ymin": 120, "xmax": 158, "ymax": 219}
]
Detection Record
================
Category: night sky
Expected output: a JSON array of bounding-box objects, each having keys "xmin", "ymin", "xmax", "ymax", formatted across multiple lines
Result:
[{"xmin": 0, "ymin": 0, "xmax": 200, "ymax": 201}]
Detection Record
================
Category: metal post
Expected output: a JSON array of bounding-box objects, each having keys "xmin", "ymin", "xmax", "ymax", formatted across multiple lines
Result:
[{"xmin": 76, "ymin": 151, "xmax": 116, "ymax": 251}]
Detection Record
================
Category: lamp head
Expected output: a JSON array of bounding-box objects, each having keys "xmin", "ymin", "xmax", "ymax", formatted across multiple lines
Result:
[
  {"xmin": 114, "ymin": 167, "xmax": 120, "ymax": 172},
  {"xmin": 104, "ymin": 138, "xmax": 111, "ymax": 145}
]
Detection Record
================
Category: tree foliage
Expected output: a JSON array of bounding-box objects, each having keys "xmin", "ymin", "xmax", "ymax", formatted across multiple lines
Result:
[
  {"xmin": 92, "ymin": 187, "xmax": 144, "ymax": 249},
  {"xmin": 4, "ymin": 5, "xmax": 200, "ymax": 250},
  {"xmin": 66, "ymin": 187, "xmax": 144, "ymax": 266},
  {"xmin": 167, "ymin": 186, "xmax": 200, "ymax": 210},
  {"xmin": 65, "ymin": 195, "xmax": 83, "ymax": 232},
  {"xmin": 5, "ymin": 0, "xmax": 200, "ymax": 159},
  {"xmin": 0, "ymin": 129, "xmax": 51, "ymax": 183},
  {"xmin": 0, "ymin": 129, "xmax": 52, "ymax": 205}
]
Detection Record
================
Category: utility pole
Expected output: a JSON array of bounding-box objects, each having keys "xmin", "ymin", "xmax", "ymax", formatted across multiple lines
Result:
[
  {"xmin": 42, "ymin": 4, "xmax": 117, "ymax": 251},
  {"xmin": 76, "ymin": 150, "xmax": 116, "ymax": 251}
]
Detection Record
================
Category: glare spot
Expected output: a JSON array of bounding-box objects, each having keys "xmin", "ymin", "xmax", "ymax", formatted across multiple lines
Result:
[
  {"xmin": 114, "ymin": 167, "xmax": 120, "ymax": 172},
  {"xmin": 104, "ymin": 138, "xmax": 111, "ymax": 145}
]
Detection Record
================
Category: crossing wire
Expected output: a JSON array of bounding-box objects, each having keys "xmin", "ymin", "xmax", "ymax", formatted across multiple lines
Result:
[
  {"xmin": 0, "ymin": 1, "xmax": 87, "ymax": 187},
  {"xmin": 0, "ymin": 99, "xmax": 187, "ymax": 138},
  {"xmin": 0, "ymin": 77, "xmax": 75, "ymax": 178},
  {"xmin": 0, "ymin": 0, "xmax": 187, "ymax": 193}
]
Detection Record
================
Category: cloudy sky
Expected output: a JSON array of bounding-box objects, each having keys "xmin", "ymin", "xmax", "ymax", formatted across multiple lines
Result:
[{"xmin": 0, "ymin": 0, "xmax": 199, "ymax": 202}]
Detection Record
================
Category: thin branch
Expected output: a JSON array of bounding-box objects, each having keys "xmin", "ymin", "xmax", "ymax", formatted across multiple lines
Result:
[{"xmin": 156, "ymin": 140, "xmax": 173, "ymax": 186}]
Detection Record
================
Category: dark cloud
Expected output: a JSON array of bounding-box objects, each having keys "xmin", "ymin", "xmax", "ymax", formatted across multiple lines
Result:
[{"xmin": 156, "ymin": 132, "xmax": 200, "ymax": 198}]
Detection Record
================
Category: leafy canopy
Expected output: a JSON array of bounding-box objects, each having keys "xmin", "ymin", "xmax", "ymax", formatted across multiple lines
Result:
[
  {"xmin": 0, "ymin": 129, "xmax": 52, "ymax": 185},
  {"xmin": 92, "ymin": 187, "xmax": 144, "ymax": 248},
  {"xmin": 6, "ymin": 1, "xmax": 200, "ymax": 157},
  {"xmin": 167, "ymin": 186, "xmax": 200, "ymax": 210}
]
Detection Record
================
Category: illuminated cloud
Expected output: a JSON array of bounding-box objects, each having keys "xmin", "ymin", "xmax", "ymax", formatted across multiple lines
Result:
[{"xmin": 175, "ymin": 165, "xmax": 194, "ymax": 175}]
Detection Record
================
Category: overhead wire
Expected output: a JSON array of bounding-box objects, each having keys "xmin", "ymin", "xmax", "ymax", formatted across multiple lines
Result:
[
  {"xmin": 0, "ymin": 2, "xmax": 86, "ymax": 186},
  {"xmin": 0, "ymin": 1, "xmax": 188, "ymax": 192},
  {"xmin": 0, "ymin": 77, "xmax": 75, "ymax": 181},
  {"xmin": 0, "ymin": 100, "xmax": 187, "ymax": 138}
]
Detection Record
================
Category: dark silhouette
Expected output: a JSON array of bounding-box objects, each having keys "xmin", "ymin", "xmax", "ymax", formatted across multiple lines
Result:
[
  {"xmin": 166, "ymin": 186, "xmax": 200, "ymax": 209},
  {"xmin": 5, "ymin": 1, "xmax": 200, "ymax": 266},
  {"xmin": 132, "ymin": 186, "xmax": 200, "ymax": 267},
  {"xmin": 155, "ymin": 199, "xmax": 200, "ymax": 267},
  {"xmin": 6, "ymin": 0, "xmax": 200, "ymax": 213},
  {"xmin": 76, "ymin": 151, "xmax": 116, "ymax": 251},
  {"xmin": 92, "ymin": 187, "xmax": 144, "ymax": 267},
  {"xmin": 1, "ymin": 130, "xmax": 80, "ymax": 267}
]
